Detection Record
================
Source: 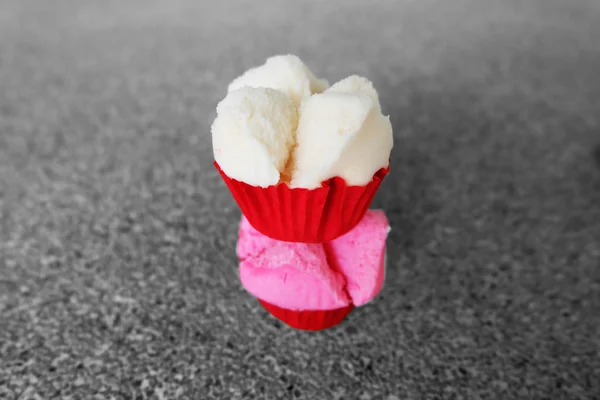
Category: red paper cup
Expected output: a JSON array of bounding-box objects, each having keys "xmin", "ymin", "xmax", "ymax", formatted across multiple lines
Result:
[
  {"xmin": 214, "ymin": 161, "xmax": 389, "ymax": 243},
  {"xmin": 258, "ymin": 299, "xmax": 354, "ymax": 331}
]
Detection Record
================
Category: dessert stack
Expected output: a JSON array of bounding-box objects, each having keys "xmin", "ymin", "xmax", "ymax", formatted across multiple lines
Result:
[{"xmin": 212, "ymin": 55, "xmax": 392, "ymax": 330}]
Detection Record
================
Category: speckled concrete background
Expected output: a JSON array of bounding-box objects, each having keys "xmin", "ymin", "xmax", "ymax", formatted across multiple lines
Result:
[{"xmin": 1, "ymin": 0, "xmax": 600, "ymax": 399}]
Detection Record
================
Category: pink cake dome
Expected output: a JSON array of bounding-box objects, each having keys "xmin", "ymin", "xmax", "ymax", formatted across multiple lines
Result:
[{"xmin": 237, "ymin": 210, "xmax": 390, "ymax": 330}]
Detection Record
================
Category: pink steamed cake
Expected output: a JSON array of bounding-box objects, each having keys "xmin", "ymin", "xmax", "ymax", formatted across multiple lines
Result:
[{"xmin": 238, "ymin": 210, "xmax": 389, "ymax": 310}]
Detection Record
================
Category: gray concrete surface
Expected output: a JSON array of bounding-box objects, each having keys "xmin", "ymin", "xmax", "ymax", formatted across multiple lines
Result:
[{"xmin": 1, "ymin": 0, "xmax": 600, "ymax": 398}]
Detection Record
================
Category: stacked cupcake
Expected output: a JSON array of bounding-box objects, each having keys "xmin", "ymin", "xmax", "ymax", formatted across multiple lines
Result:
[{"xmin": 212, "ymin": 55, "xmax": 393, "ymax": 330}]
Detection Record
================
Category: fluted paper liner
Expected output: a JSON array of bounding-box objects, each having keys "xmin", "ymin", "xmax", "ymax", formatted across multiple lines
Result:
[
  {"xmin": 258, "ymin": 299, "xmax": 354, "ymax": 331},
  {"xmin": 214, "ymin": 161, "xmax": 389, "ymax": 243}
]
